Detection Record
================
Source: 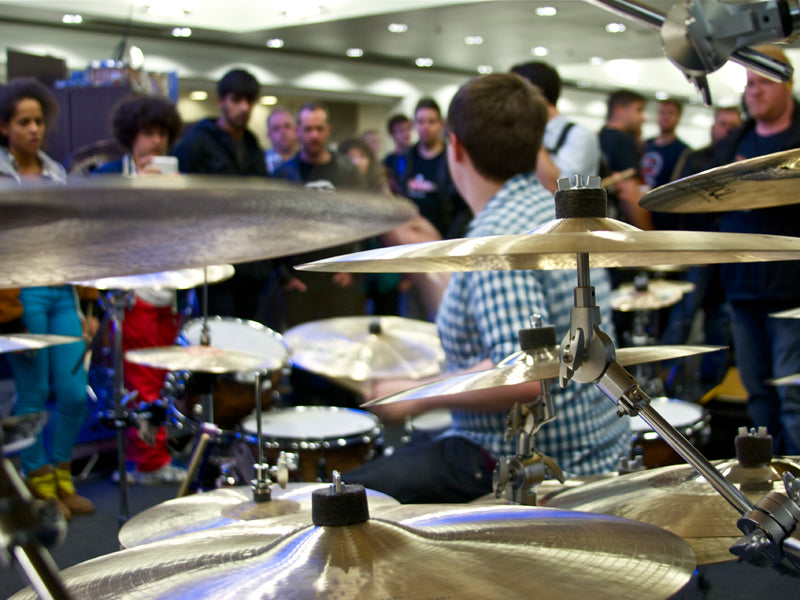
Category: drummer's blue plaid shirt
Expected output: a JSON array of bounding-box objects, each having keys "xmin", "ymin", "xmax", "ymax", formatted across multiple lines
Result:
[{"xmin": 436, "ymin": 172, "xmax": 630, "ymax": 477}]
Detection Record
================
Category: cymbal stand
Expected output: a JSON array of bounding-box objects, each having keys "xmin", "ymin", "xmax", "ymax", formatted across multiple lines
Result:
[
  {"xmin": 250, "ymin": 371, "xmax": 288, "ymax": 502},
  {"xmin": 557, "ymin": 176, "xmax": 800, "ymax": 570},
  {"xmin": 0, "ymin": 455, "xmax": 71, "ymax": 599},
  {"xmin": 493, "ymin": 317, "xmax": 564, "ymax": 505}
]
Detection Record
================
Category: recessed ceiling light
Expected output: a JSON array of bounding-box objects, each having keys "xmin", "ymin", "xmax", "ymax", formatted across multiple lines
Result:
[
  {"xmin": 346, "ymin": 48, "xmax": 364, "ymax": 58},
  {"xmin": 172, "ymin": 27, "xmax": 191, "ymax": 37},
  {"xmin": 606, "ymin": 22, "xmax": 626, "ymax": 33},
  {"xmin": 388, "ymin": 23, "xmax": 408, "ymax": 33},
  {"xmin": 531, "ymin": 46, "xmax": 548, "ymax": 57},
  {"xmin": 62, "ymin": 14, "xmax": 83, "ymax": 24},
  {"xmin": 464, "ymin": 35, "xmax": 483, "ymax": 45},
  {"xmin": 415, "ymin": 57, "xmax": 434, "ymax": 68},
  {"xmin": 260, "ymin": 95, "xmax": 278, "ymax": 105},
  {"xmin": 655, "ymin": 90, "xmax": 669, "ymax": 100},
  {"xmin": 266, "ymin": 38, "xmax": 285, "ymax": 48},
  {"xmin": 590, "ymin": 56, "xmax": 604, "ymax": 65},
  {"xmin": 477, "ymin": 65, "xmax": 493, "ymax": 74},
  {"xmin": 536, "ymin": 6, "xmax": 557, "ymax": 17},
  {"xmin": 189, "ymin": 91, "xmax": 208, "ymax": 101}
]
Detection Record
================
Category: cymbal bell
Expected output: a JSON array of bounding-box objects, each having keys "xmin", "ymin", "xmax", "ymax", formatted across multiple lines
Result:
[
  {"xmin": 283, "ymin": 316, "xmax": 445, "ymax": 381},
  {"xmin": 118, "ymin": 483, "xmax": 400, "ymax": 549},
  {"xmin": 15, "ymin": 504, "xmax": 695, "ymax": 600},
  {"xmin": 363, "ymin": 344, "xmax": 724, "ymax": 408},
  {"xmin": 545, "ymin": 457, "xmax": 800, "ymax": 564},
  {"xmin": 0, "ymin": 333, "xmax": 82, "ymax": 354},
  {"xmin": 640, "ymin": 148, "xmax": 800, "ymax": 213},
  {"xmin": 72, "ymin": 264, "xmax": 235, "ymax": 290},
  {"xmin": 125, "ymin": 344, "xmax": 282, "ymax": 373},
  {"xmin": 0, "ymin": 175, "xmax": 417, "ymax": 287},
  {"xmin": 611, "ymin": 279, "xmax": 694, "ymax": 312},
  {"xmin": 298, "ymin": 214, "xmax": 800, "ymax": 273}
]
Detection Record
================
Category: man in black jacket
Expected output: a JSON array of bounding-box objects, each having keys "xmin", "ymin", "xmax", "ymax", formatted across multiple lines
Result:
[{"xmin": 713, "ymin": 45, "xmax": 800, "ymax": 455}]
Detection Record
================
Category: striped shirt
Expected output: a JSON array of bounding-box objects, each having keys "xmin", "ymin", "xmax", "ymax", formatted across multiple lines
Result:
[{"xmin": 436, "ymin": 172, "xmax": 630, "ymax": 476}]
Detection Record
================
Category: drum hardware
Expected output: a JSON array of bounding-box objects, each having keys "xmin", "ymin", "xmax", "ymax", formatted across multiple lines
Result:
[
  {"xmin": 308, "ymin": 174, "xmax": 800, "ymax": 571},
  {"xmin": 0, "ymin": 414, "xmax": 72, "ymax": 600}
]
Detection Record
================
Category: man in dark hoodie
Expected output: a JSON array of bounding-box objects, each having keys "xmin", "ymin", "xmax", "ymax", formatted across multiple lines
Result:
[{"xmin": 173, "ymin": 68, "xmax": 274, "ymax": 323}]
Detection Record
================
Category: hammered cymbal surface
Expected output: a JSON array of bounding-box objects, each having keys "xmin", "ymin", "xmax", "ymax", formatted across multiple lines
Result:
[{"xmin": 125, "ymin": 345, "xmax": 281, "ymax": 373}]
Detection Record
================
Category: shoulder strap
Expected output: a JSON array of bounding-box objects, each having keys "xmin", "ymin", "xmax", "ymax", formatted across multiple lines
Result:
[{"xmin": 546, "ymin": 122, "xmax": 575, "ymax": 154}]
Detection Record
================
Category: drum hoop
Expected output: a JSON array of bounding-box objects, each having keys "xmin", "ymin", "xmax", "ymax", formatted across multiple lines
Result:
[{"xmin": 181, "ymin": 315, "xmax": 290, "ymax": 358}]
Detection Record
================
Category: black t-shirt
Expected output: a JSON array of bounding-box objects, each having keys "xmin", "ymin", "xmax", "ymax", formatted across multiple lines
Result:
[{"xmin": 736, "ymin": 127, "xmax": 792, "ymax": 159}]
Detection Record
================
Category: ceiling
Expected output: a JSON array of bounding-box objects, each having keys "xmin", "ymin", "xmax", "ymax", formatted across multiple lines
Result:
[{"xmin": 0, "ymin": 0, "xmax": 797, "ymax": 104}]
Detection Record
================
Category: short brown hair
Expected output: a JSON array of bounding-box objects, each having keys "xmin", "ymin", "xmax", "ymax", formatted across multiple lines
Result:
[{"xmin": 447, "ymin": 73, "xmax": 547, "ymax": 182}]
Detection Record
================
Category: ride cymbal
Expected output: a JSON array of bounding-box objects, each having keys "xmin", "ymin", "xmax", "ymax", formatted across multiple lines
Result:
[
  {"xmin": 0, "ymin": 333, "xmax": 82, "ymax": 354},
  {"xmin": 13, "ymin": 504, "xmax": 695, "ymax": 600},
  {"xmin": 125, "ymin": 345, "xmax": 281, "ymax": 373},
  {"xmin": 363, "ymin": 344, "xmax": 724, "ymax": 408},
  {"xmin": 640, "ymin": 149, "xmax": 800, "ymax": 213},
  {"xmin": 0, "ymin": 176, "xmax": 416, "ymax": 287},
  {"xmin": 72, "ymin": 264, "xmax": 235, "ymax": 290},
  {"xmin": 284, "ymin": 316, "xmax": 445, "ymax": 381},
  {"xmin": 118, "ymin": 483, "xmax": 400, "ymax": 549},
  {"xmin": 298, "ymin": 214, "xmax": 800, "ymax": 273}
]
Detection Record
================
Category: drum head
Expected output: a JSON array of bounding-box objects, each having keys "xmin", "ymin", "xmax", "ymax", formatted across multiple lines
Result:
[
  {"xmin": 409, "ymin": 409, "xmax": 453, "ymax": 432},
  {"xmin": 242, "ymin": 406, "xmax": 381, "ymax": 446},
  {"xmin": 630, "ymin": 398, "xmax": 704, "ymax": 433}
]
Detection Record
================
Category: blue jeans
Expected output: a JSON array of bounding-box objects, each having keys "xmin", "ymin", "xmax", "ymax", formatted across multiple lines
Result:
[
  {"xmin": 7, "ymin": 286, "xmax": 88, "ymax": 472},
  {"xmin": 729, "ymin": 300, "xmax": 800, "ymax": 454},
  {"xmin": 343, "ymin": 435, "xmax": 496, "ymax": 503}
]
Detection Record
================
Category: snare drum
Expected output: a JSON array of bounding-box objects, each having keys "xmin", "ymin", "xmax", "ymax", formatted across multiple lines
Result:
[
  {"xmin": 176, "ymin": 317, "xmax": 290, "ymax": 430},
  {"xmin": 630, "ymin": 397, "xmax": 710, "ymax": 468},
  {"xmin": 240, "ymin": 406, "xmax": 383, "ymax": 482}
]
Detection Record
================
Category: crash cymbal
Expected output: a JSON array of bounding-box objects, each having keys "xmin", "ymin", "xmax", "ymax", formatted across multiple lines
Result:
[
  {"xmin": 363, "ymin": 344, "xmax": 724, "ymax": 407},
  {"xmin": 771, "ymin": 307, "xmax": 800, "ymax": 319},
  {"xmin": 284, "ymin": 316, "xmax": 445, "ymax": 381},
  {"xmin": 14, "ymin": 504, "xmax": 695, "ymax": 600},
  {"xmin": 640, "ymin": 148, "xmax": 800, "ymax": 213},
  {"xmin": 72, "ymin": 264, "xmax": 235, "ymax": 290},
  {"xmin": 768, "ymin": 373, "xmax": 800, "ymax": 386},
  {"xmin": 125, "ymin": 344, "xmax": 281, "ymax": 373},
  {"xmin": 1, "ymin": 412, "xmax": 49, "ymax": 454},
  {"xmin": 297, "ymin": 214, "xmax": 800, "ymax": 273},
  {"xmin": 0, "ymin": 175, "xmax": 416, "ymax": 287},
  {"xmin": 611, "ymin": 279, "xmax": 694, "ymax": 312},
  {"xmin": 0, "ymin": 333, "xmax": 82, "ymax": 353},
  {"xmin": 545, "ymin": 457, "xmax": 800, "ymax": 564},
  {"xmin": 118, "ymin": 483, "xmax": 400, "ymax": 549}
]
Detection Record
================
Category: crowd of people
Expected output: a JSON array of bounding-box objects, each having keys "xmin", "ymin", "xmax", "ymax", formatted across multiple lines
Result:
[{"xmin": 0, "ymin": 44, "xmax": 798, "ymax": 518}]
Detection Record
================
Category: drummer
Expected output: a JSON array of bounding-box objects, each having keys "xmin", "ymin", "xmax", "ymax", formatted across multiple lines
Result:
[
  {"xmin": 344, "ymin": 73, "xmax": 629, "ymax": 503},
  {"xmin": 93, "ymin": 95, "xmax": 187, "ymax": 484}
]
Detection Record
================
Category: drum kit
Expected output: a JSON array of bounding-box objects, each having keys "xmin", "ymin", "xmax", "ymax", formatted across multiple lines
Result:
[{"xmin": 2, "ymin": 154, "xmax": 800, "ymax": 599}]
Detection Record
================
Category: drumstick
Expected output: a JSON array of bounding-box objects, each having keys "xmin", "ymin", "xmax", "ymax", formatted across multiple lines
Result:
[{"xmin": 600, "ymin": 167, "xmax": 637, "ymax": 189}]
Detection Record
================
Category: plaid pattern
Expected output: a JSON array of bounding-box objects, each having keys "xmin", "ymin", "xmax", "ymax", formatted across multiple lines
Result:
[{"xmin": 436, "ymin": 172, "xmax": 630, "ymax": 476}]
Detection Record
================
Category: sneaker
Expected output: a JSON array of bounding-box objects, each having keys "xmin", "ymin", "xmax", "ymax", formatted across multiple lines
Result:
[
  {"xmin": 26, "ymin": 465, "xmax": 71, "ymax": 521},
  {"xmin": 134, "ymin": 463, "xmax": 187, "ymax": 485},
  {"xmin": 54, "ymin": 466, "xmax": 95, "ymax": 515}
]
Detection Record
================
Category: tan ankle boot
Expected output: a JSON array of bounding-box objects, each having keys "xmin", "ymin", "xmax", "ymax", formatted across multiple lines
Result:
[
  {"xmin": 55, "ymin": 462, "xmax": 95, "ymax": 516},
  {"xmin": 27, "ymin": 465, "xmax": 71, "ymax": 521}
]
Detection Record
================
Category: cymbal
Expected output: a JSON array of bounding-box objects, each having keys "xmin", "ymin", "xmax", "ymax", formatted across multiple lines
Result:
[
  {"xmin": 640, "ymin": 148, "xmax": 800, "ymax": 213},
  {"xmin": 545, "ymin": 457, "xmax": 800, "ymax": 564},
  {"xmin": 363, "ymin": 344, "xmax": 724, "ymax": 407},
  {"xmin": 283, "ymin": 316, "xmax": 445, "ymax": 381},
  {"xmin": 0, "ymin": 175, "xmax": 417, "ymax": 287},
  {"xmin": 16, "ymin": 504, "xmax": 695, "ymax": 600},
  {"xmin": 297, "ymin": 214, "xmax": 800, "ymax": 273},
  {"xmin": 72, "ymin": 264, "xmax": 235, "ymax": 290},
  {"xmin": 768, "ymin": 373, "xmax": 800, "ymax": 386},
  {"xmin": 118, "ymin": 483, "xmax": 400, "ymax": 549},
  {"xmin": 125, "ymin": 344, "xmax": 282, "ymax": 373},
  {"xmin": 770, "ymin": 307, "xmax": 800, "ymax": 319},
  {"xmin": 611, "ymin": 279, "xmax": 694, "ymax": 312},
  {"xmin": 1, "ymin": 412, "xmax": 49, "ymax": 454},
  {"xmin": 0, "ymin": 333, "xmax": 82, "ymax": 354}
]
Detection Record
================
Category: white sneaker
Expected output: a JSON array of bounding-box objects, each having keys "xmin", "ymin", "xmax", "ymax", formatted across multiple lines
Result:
[{"xmin": 134, "ymin": 463, "xmax": 187, "ymax": 485}]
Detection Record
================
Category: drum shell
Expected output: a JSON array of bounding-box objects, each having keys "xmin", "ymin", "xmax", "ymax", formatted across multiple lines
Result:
[{"xmin": 240, "ymin": 406, "xmax": 384, "ymax": 482}]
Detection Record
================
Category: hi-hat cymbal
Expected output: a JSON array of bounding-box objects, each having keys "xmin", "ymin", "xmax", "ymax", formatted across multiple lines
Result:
[
  {"xmin": 640, "ymin": 148, "xmax": 800, "ymax": 213},
  {"xmin": 363, "ymin": 344, "xmax": 724, "ymax": 408},
  {"xmin": 72, "ymin": 264, "xmax": 235, "ymax": 290},
  {"xmin": 611, "ymin": 279, "xmax": 694, "ymax": 312},
  {"xmin": 545, "ymin": 457, "xmax": 800, "ymax": 564},
  {"xmin": 284, "ymin": 316, "xmax": 445, "ymax": 381},
  {"xmin": 12, "ymin": 504, "xmax": 695, "ymax": 600},
  {"xmin": 125, "ymin": 344, "xmax": 281, "ymax": 373},
  {"xmin": 0, "ymin": 176, "xmax": 417, "ymax": 287},
  {"xmin": 771, "ymin": 307, "xmax": 800, "ymax": 319},
  {"xmin": 297, "ymin": 214, "xmax": 800, "ymax": 273},
  {"xmin": 118, "ymin": 483, "xmax": 400, "ymax": 549},
  {"xmin": 0, "ymin": 333, "xmax": 82, "ymax": 354}
]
